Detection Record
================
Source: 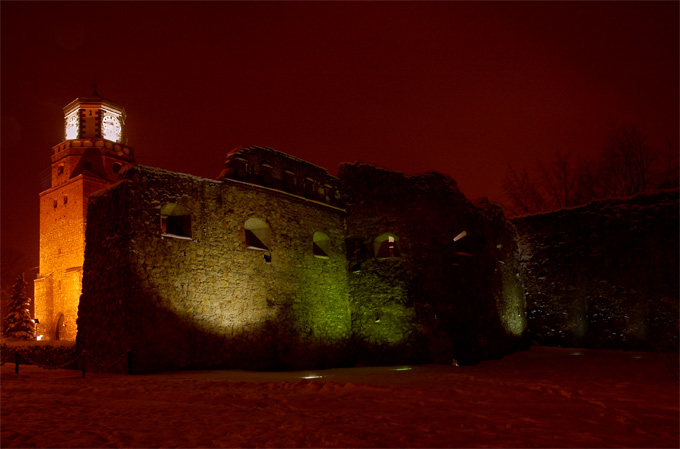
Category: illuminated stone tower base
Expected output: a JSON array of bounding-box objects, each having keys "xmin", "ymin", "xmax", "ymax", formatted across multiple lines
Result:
[{"xmin": 34, "ymin": 94, "xmax": 134, "ymax": 340}]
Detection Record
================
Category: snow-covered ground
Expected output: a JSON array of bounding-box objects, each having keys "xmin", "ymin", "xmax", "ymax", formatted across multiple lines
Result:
[{"xmin": 2, "ymin": 346, "xmax": 678, "ymax": 448}]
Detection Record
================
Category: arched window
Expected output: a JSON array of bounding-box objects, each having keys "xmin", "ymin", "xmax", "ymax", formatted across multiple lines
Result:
[
  {"xmin": 245, "ymin": 217, "xmax": 271, "ymax": 251},
  {"xmin": 374, "ymin": 233, "xmax": 402, "ymax": 259},
  {"xmin": 161, "ymin": 203, "xmax": 192, "ymax": 238},
  {"xmin": 313, "ymin": 231, "xmax": 331, "ymax": 258}
]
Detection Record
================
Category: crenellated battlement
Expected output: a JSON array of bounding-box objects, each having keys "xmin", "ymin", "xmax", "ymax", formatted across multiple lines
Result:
[{"xmin": 219, "ymin": 146, "xmax": 343, "ymax": 208}]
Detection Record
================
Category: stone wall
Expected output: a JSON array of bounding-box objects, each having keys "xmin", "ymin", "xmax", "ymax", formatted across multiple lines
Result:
[
  {"xmin": 35, "ymin": 175, "xmax": 106, "ymax": 341},
  {"xmin": 35, "ymin": 137, "xmax": 135, "ymax": 342},
  {"xmin": 76, "ymin": 159, "xmax": 528, "ymax": 373},
  {"xmin": 77, "ymin": 164, "xmax": 351, "ymax": 373},
  {"xmin": 513, "ymin": 190, "xmax": 679, "ymax": 351},
  {"xmin": 339, "ymin": 163, "xmax": 527, "ymax": 365}
]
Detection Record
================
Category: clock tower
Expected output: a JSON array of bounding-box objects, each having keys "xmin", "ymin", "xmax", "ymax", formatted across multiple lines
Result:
[{"xmin": 34, "ymin": 93, "xmax": 135, "ymax": 340}]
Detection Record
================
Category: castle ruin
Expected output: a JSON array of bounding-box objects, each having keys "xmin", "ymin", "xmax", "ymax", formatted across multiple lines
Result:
[{"xmin": 75, "ymin": 146, "xmax": 525, "ymax": 373}]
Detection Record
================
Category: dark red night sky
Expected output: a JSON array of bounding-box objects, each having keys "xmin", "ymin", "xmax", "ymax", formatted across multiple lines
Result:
[{"xmin": 2, "ymin": 1, "xmax": 678, "ymax": 268}]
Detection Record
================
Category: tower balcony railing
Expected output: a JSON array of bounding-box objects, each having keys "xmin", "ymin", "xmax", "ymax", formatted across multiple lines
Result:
[{"xmin": 52, "ymin": 139, "xmax": 134, "ymax": 159}]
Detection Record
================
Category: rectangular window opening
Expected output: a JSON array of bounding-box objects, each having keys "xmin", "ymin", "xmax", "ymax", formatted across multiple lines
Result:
[{"xmin": 161, "ymin": 215, "xmax": 192, "ymax": 239}]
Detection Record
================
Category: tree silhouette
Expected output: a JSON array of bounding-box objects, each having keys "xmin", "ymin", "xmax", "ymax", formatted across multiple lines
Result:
[
  {"xmin": 1, "ymin": 247, "xmax": 30, "ymax": 331},
  {"xmin": 503, "ymin": 125, "xmax": 676, "ymax": 216},
  {"xmin": 597, "ymin": 125, "xmax": 657, "ymax": 197},
  {"xmin": 501, "ymin": 166, "xmax": 546, "ymax": 215},
  {"xmin": 2, "ymin": 275, "xmax": 34, "ymax": 340}
]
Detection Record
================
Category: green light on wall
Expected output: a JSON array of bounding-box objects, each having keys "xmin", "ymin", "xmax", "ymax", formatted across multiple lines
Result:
[
  {"xmin": 498, "ymin": 269, "xmax": 527, "ymax": 337},
  {"xmin": 361, "ymin": 304, "xmax": 413, "ymax": 346},
  {"xmin": 501, "ymin": 310, "xmax": 526, "ymax": 337},
  {"xmin": 296, "ymin": 259, "xmax": 352, "ymax": 344}
]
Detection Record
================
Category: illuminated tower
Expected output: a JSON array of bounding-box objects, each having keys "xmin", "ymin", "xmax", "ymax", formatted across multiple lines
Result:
[{"xmin": 34, "ymin": 93, "xmax": 135, "ymax": 340}]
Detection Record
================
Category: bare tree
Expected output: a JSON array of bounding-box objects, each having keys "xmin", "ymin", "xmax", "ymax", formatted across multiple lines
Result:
[
  {"xmin": 655, "ymin": 139, "xmax": 679, "ymax": 190},
  {"xmin": 573, "ymin": 158, "xmax": 598, "ymax": 205},
  {"xmin": 503, "ymin": 152, "xmax": 596, "ymax": 216},
  {"xmin": 537, "ymin": 151, "xmax": 581, "ymax": 209},
  {"xmin": 597, "ymin": 125, "xmax": 658, "ymax": 197},
  {"xmin": 503, "ymin": 124, "xmax": 674, "ymax": 216},
  {"xmin": 502, "ymin": 165, "xmax": 547, "ymax": 216}
]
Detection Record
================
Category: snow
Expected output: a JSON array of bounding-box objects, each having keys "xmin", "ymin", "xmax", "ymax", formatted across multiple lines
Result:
[
  {"xmin": 2, "ymin": 339, "xmax": 74, "ymax": 348},
  {"xmin": 2, "ymin": 346, "xmax": 677, "ymax": 448}
]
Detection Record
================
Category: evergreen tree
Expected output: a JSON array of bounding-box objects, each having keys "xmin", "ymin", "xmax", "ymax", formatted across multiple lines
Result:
[{"xmin": 2, "ymin": 274, "xmax": 34, "ymax": 340}]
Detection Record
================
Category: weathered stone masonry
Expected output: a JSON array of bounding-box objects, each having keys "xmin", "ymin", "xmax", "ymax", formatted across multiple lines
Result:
[
  {"xmin": 341, "ymin": 164, "xmax": 526, "ymax": 365},
  {"xmin": 34, "ymin": 95, "xmax": 134, "ymax": 342},
  {"xmin": 513, "ymin": 189, "xmax": 679, "ymax": 352},
  {"xmin": 76, "ymin": 148, "xmax": 527, "ymax": 373},
  {"xmin": 41, "ymin": 97, "xmax": 678, "ymax": 374},
  {"xmin": 78, "ymin": 162, "xmax": 351, "ymax": 373},
  {"xmin": 72, "ymin": 145, "xmax": 678, "ymax": 375},
  {"xmin": 35, "ymin": 137, "xmax": 134, "ymax": 341}
]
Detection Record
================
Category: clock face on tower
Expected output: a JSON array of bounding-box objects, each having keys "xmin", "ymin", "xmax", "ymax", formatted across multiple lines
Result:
[
  {"xmin": 101, "ymin": 114, "xmax": 122, "ymax": 142},
  {"xmin": 65, "ymin": 114, "xmax": 79, "ymax": 140}
]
